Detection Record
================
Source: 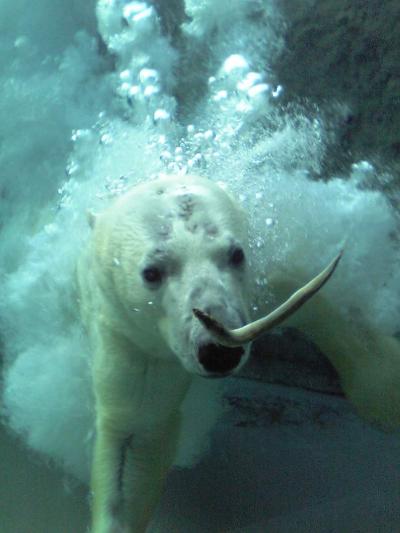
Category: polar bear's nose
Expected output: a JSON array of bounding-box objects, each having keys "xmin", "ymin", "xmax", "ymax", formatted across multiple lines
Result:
[{"xmin": 198, "ymin": 343, "xmax": 244, "ymax": 376}]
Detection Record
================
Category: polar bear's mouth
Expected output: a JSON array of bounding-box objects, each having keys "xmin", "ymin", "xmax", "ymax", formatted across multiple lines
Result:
[{"xmin": 197, "ymin": 343, "xmax": 244, "ymax": 376}]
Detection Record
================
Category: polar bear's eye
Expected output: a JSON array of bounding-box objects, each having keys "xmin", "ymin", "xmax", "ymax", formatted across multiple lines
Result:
[
  {"xmin": 142, "ymin": 266, "xmax": 164, "ymax": 285},
  {"xmin": 229, "ymin": 246, "xmax": 245, "ymax": 267}
]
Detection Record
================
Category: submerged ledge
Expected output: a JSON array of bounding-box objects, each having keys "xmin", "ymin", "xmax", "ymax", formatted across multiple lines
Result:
[{"xmin": 238, "ymin": 327, "xmax": 342, "ymax": 396}]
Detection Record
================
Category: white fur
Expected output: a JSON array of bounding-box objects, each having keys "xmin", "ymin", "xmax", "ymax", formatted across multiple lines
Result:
[{"xmin": 77, "ymin": 175, "xmax": 252, "ymax": 532}]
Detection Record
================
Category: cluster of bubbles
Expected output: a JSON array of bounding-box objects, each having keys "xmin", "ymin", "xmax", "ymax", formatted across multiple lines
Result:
[
  {"xmin": 207, "ymin": 54, "xmax": 283, "ymax": 134},
  {"xmin": 181, "ymin": 53, "xmax": 282, "ymax": 164},
  {"xmin": 155, "ymin": 53, "xmax": 284, "ymax": 179},
  {"xmin": 84, "ymin": 2, "xmax": 282, "ymax": 171},
  {"xmin": 55, "ymin": 1, "xmax": 180, "ymax": 211},
  {"xmin": 97, "ymin": 0, "xmax": 177, "ymax": 125},
  {"xmin": 61, "ymin": 7, "xmax": 285, "ymax": 214}
]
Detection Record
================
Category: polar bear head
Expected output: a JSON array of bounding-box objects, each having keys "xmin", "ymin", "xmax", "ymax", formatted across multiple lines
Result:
[{"xmin": 90, "ymin": 174, "xmax": 252, "ymax": 377}]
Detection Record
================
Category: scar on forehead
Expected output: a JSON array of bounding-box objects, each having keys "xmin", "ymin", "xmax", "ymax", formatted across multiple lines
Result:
[
  {"xmin": 205, "ymin": 223, "xmax": 218, "ymax": 236},
  {"xmin": 176, "ymin": 193, "xmax": 196, "ymax": 220},
  {"xmin": 185, "ymin": 221, "xmax": 219, "ymax": 235},
  {"xmin": 186, "ymin": 221, "xmax": 198, "ymax": 233}
]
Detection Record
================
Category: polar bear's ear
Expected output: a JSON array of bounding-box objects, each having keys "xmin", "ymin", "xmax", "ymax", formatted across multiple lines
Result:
[{"xmin": 86, "ymin": 210, "xmax": 97, "ymax": 229}]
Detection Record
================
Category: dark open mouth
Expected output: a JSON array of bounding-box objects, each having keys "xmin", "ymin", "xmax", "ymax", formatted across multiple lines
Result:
[{"xmin": 197, "ymin": 342, "xmax": 245, "ymax": 376}]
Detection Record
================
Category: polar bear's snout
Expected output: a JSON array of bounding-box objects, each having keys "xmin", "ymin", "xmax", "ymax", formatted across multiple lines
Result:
[{"xmin": 190, "ymin": 302, "xmax": 250, "ymax": 377}]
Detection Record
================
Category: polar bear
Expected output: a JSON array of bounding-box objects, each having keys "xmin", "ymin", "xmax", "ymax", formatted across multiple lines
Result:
[
  {"xmin": 77, "ymin": 174, "xmax": 400, "ymax": 533},
  {"xmin": 77, "ymin": 174, "xmax": 255, "ymax": 532}
]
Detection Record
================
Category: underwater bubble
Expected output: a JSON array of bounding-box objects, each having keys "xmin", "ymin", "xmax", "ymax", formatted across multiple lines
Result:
[
  {"xmin": 123, "ymin": 2, "xmax": 148, "ymax": 18},
  {"xmin": 357, "ymin": 160, "xmax": 374, "ymax": 171},
  {"xmin": 213, "ymin": 90, "xmax": 228, "ymax": 102},
  {"xmin": 248, "ymin": 83, "xmax": 270, "ymax": 99},
  {"xmin": 119, "ymin": 81, "xmax": 131, "ymax": 95},
  {"xmin": 104, "ymin": 174, "xmax": 129, "ymax": 196},
  {"xmin": 193, "ymin": 132, "xmax": 205, "ymax": 142},
  {"xmin": 128, "ymin": 85, "xmax": 140, "ymax": 97},
  {"xmin": 153, "ymin": 109, "xmax": 171, "ymax": 123},
  {"xmin": 237, "ymin": 72, "xmax": 263, "ymax": 91},
  {"xmin": 100, "ymin": 133, "xmax": 113, "ymax": 145},
  {"xmin": 351, "ymin": 160, "xmax": 377, "ymax": 187},
  {"xmin": 65, "ymin": 162, "xmax": 80, "ymax": 176},
  {"xmin": 144, "ymin": 85, "xmax": 159, "ymax": 97},
  {"xmin": 265, "ymin": 218, "xmax": 274, "ymax": 227},
  {"xmin": 352, "ymin": 160, "xmax": 375, "ymax": 174},
  {"xmin": 44, "ymin": 223, "xmax": 58, "ymax": 236},
  {"xmin": 236, "ymin": 101, "xmax": 252, "ymax": 114},
  {"xmin": 139, "ymin": 68, "xmax": 159, "ymax": 85},
  {"xmin": 187, "ymin": 124, "xmax": 195, "ymax": 134},
  {"xmin": 132, "ymin": 6, "xmax": 154, "ymax": 25},
  {"xmin": 119, "ymin": 69, "xmax": 131, "ymax": 81},
  {"xmin": 70, "ymin": 129, "xmax": 91, "ymax": 143},
  {"xmin": 123, "ymin": 2, "xmax": 153, "ymax": 26},
  {"xmin": 272, "ymin": 84, "xmax": 283, "ymax": 98},
  {"xmin": 222, "ymin": 54, "xmax": 249, "ymax": 74},
  {"xmin": 188, "ymin": 153, "xmax": 204, "ymax": 168},
  {"xmin": 154, "ymin": 109, "xmax": 170, "ymax": 121}
]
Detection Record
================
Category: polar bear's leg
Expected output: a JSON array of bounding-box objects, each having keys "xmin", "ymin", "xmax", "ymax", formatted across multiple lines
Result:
[
  {"xmin": 91, "ymin": 415, "xmax": 181, "ymax": 533},
  {"xmin": 91, "ymin": 425, "xmax": 128, "ymax": 533},
  {"xmin": 122, "ymin": 415, "xmax": 181, "ymax": 531},
  {"xmin": 89, "ymin": 329, "xmax": 191, "ymax": 532},
  {"xmin": 270, "ymin": 274, "xmax": 400, "ymax": 431}
]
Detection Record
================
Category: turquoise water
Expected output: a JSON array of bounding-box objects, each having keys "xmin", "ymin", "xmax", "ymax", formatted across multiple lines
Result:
[{"xmin": 0, "ymin": 1, "xmax": 399, "ymax": 531}]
